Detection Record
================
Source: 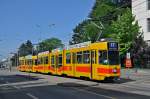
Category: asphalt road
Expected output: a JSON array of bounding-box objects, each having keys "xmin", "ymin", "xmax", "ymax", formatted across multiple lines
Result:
[{"xmin": 0, "ymin": 70, "xmax": 150, "ymax": 99}]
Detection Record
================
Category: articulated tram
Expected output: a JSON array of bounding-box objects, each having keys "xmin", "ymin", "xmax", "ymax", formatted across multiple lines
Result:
[{"xmin": 19, "ymin": 41, "xmax": 120, "ymax": 81}]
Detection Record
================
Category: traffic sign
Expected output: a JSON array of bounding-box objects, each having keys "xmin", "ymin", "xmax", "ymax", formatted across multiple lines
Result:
[{"xmin": 125, "ymin": 59, "xmax": 132, "ymax": 68}]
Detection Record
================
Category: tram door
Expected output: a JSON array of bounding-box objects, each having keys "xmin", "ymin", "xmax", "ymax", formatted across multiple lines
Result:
[{"xmin": 91, "ymin": 50, "xmax": 97, "ymax": 79}]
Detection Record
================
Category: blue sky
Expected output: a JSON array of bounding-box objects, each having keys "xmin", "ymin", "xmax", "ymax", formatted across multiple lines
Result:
[{"xmin": 0, "ymin": 0, "xmax": 95, "ymax": 59}]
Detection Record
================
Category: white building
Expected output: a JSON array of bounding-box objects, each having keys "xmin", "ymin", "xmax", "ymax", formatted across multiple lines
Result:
[{"xmin": 132, "ymin": 0, "xmax": 150, "ymax": 45}]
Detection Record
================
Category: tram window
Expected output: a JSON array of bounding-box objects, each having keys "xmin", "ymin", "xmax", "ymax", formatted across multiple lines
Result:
[
  {"xmin": 22, "ymin": 60, "xmax": 24, "ymax": 65},
  {"xmin": 38, "ymin": 58, "xmax": 40, "ymax": 64},
  {"xmin": 99, "ymin": 51, "xmax": 108, "ymax": 65},
  {"xmin": 66, "ymin": 53, "xmax": 71, "ymax": 64},
  {"xmin": 37, "ymin": 59, "xmax": 40, "ymax": 65},
  {"xmin": 27, "ymin": 60, "xmax": 29, "ymax": 65},
  {"xmin": 39, "ymin": 58, "xmax": 43, "ymax": 65},
  {"xmin": 25, "ymin": 60, "xmax": 27, "ymax": 65},
  {"xmin": 77, "ymin": 52, "xmax": 83, "ymax": 64},
  {"xmin": 35, "ymin": 60, "xmax": 38, "ymax": 65},
  {"xmin": 29, "ymin": 59, "xmax": 32, "ymax": 65},
  {"xmin": 45, "ymin": 56, "xmax": 49, "ymax": 64},
  {"xmin": 27, "ymin": 60, "xmax": 30, "ymax": 65},
  {"xmin": 58, "ymin": 54, "xmax": 62, "ymax": 67},
  {"xmin": 108, "ymin": 51, "xmax": 119, "ymax": 65},
  {"xmin": 51, "ymin": 56, "xmax": 54, "ymax": 64},
  {"xmin": 83, "ymin": 51, "xmax": 90, "ymax": 64},
  {"xmin": 39, "ymin": 58, "xmax": 41, "ymax": 64}
]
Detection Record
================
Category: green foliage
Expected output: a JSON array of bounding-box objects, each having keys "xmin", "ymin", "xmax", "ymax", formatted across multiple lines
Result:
[
  {"xmin": 38, "ymin": 38, "xmax": 64, "ymax": 52},
  {"xmin": 109, "ymin": 8, "xmax": 140, "ymax": 55},
  {"xmin": 71, "ymin": 20, "xmax": 90, "ymax": 44},
  {"xmin": 18, "ymin": 40, "xmax": 33, "ymax": 56},
  {"xmin": 70, "ymin": 0, "xmax": 130, "ymax": 44},
  {"xmin": 130, "ymin": 33, "xmax": 150, "ymax": 68},
  {"xmin": 83, "ymin": 23, "xmax": 100, "ymax": 42},
  {"xmin": 89, "ymin": 0, "xmax": 115, "ymax": 19}
]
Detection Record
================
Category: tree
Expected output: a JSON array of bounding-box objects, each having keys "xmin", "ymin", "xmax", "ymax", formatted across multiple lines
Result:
[
  {"xmin": 70, "ymin": 20, "xmax": 90, "ymax": 44},
  {"xmin": 38, "ymin": 38, "xmax": 64, "ymax": 52},
  {"xmin": 70, "ymin": 0, "xmax": 130, "ymax": 44},
  {"xmin": 109, "ymin": 8, "xmax": 140, "ymax": 55},
  {"xmin": 130, "ymin": 33, "xmax": 150, "ymax": 68},
  {"xmin": 25, "ymin": 40, "xmax": 33, "ymax": 55},
  {"xmin": 18, "ymin": 40, "xmax": 33, "ymax": 56}
]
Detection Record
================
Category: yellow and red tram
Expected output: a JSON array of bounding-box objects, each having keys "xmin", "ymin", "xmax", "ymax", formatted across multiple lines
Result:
[
  {"xmin": 19, "ymin": 41, "xmax": 120, "ymax": 81},
  {"xmin": 18, "ymin": 57, "xmax": 25, "ymax": 71}
]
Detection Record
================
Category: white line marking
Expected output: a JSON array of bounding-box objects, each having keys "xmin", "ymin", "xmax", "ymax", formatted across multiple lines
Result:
[
  {"xmin": 26, "ymin": 93, "xmax": 39, "ymax": 99},
  {"xmin": 13, "ymin": 85, "xmax": 20, "ymax": 90},
  {"xmin": 72, "ymin": 87, "xmax": 116, "ymax": 99}
]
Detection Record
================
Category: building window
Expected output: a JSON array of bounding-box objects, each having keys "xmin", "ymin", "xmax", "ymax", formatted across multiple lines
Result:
[
  {"xmin": 147, "ymin": 18, "xmax": 150, "ymax": 32},
  {"xmin": 148, "ymin": 0, "xmax": 150, "ymax": 10}
]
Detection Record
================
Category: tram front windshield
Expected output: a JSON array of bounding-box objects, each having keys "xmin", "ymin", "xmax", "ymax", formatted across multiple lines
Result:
[{"xmin": 108, "ymin": 51, "xmax": 119, "ymax": 65}]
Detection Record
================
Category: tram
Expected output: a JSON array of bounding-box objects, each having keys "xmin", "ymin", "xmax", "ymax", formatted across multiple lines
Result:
[{"xmin": 19, "ymin": 41, "xmax": 120, "ymax": 81}]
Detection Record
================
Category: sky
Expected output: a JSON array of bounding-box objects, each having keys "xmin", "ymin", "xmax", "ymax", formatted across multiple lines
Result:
[{"xmin": 0, "ymin": 0, "xmax": 95, "ymax": 59}]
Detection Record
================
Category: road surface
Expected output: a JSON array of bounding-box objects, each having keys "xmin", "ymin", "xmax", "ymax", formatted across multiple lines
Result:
[{"xmin": 0, "ymin": 69, "xmax": 150, "ymax": 99}]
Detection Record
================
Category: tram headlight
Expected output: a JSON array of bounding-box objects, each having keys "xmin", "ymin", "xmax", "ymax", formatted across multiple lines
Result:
[{"xmin": 113, "ymin": 68, "xmax": 117, "ymax": 73}]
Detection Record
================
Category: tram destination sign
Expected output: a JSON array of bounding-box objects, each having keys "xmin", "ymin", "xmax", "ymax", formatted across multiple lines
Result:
[{"xmin": 108, "ymin": 42, "xmax": 118, "ymax": 50}]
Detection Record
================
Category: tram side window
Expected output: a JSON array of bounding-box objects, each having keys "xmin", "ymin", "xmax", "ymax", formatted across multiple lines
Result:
[
  {"xmin": 77, "ymin": 52, "xmax": 83, "ymax": 64},
  {"xmin": 58, "ymin": 54, "xmax": 62, "ymax": 67},
  {"xmin": 39, "ymin": 58, "xmax": 43, "ymax": 65},
  {"xmin": 29, "ymin": 59, "xmax": 32, "ymax": 65},
  {"xmin": 27, "ymin": 60, "xmax": 29, "ymax": 65},
  {"xmin": 22, "ymin": 60, "xmax": 25, "ymax": 65},
  {"xmin": 51, "ymin": 56, "xmax": 55, "ymax": 67},
  {"xmin": 25, "ymin": 60, "xmax": 27, "ymax": 65},
  {"xmin": 66, "ymin": 53, "xmax": 71, "ymax": 64},
  {"xmin": 108, "ymin": 51, "xmax": 119, "ymax": 65},
  {"xmin": 20, "ymin": 60, "xmax": 23, "ymax": 65},
  {"xmin": 35, "ymin": 59, "xmax": 38, "ymax": 65},
  {"xmin": 83, "ymin": 51, "xmax": 90, "ymax": 64},
  {"xmin": 37, "ymin": 59, "xmax": 40, "ymax": 65},
  {"xmin": 39, "ymin": 58, "xmax": 41, "ymax": 65},
  {"xmin": 44, "ymin": 56, "xmax": 49, "ymax": 64},
  {"xmin": 99, "ymin": 51, "xmax": 108, "ymax": 65}
]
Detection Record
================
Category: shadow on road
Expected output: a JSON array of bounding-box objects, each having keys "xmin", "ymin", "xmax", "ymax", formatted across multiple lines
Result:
[
  {"xmin": 56, "ymin": 82, "xmax": 150, "ymax": 99},
  {"xmin": 0, "ymin": 75, "xmax": 41, "ymax": 84}
]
